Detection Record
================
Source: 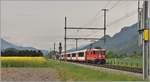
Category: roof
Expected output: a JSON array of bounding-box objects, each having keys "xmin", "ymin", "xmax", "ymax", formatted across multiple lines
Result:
[{"xmin": 61, "ymin": 48, "xmax": 106, "ymax": 55}]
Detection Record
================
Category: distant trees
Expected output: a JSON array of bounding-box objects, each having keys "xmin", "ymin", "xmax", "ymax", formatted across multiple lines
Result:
[
  {"xmin": 1, "ymin": 48, "xmax": 43, "ymax": 57},
  {"xmin": 106, "ymin": 51, "xmax": 117, "ymax": 58},
  {"xmin": 47, "ymin": 50, "xmax": 59, "ymax": 59},
  {"xmin": 128, "ymin": 51, "xmax": 142, "ymax": 58},
  {"xmin": 106, "ymin": 51, "xmax": 126, "ymax": 58}
]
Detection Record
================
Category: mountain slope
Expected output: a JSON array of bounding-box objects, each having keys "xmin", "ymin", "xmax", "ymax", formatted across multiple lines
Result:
[
  {"xmin": 1, "ymin": 39, "xmax": 37, "ymax": 50},
  {"xmin": 79, "ymin": 23, "xmax": 142, "ymax": 55},
  {"xmin": 1, "ymin": 39, "xmax": 48, "ymax": 55}
]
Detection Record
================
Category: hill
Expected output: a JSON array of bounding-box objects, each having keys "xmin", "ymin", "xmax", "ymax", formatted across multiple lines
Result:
[{"xmin": 1, "ymin": 39, "xmax": 48, "ymax": 55}]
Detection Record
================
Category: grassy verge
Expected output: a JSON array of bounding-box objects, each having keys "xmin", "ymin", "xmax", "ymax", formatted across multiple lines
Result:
[
  {"xmin": 107, "ymin": 58, "xmax": 142, "ymax": 68},
  {"xmin": 46, "ymin": 59, "xmax": 143, "ymax": 81}
]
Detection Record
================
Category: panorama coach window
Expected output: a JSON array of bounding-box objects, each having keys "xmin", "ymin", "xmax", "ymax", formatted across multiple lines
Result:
[
  {"xmin": 72, "ymin": 53, "xmax": 76, "ymax": 57},
  {"xmin": 67, "ymin": 54, "xmax": 71, "ymax": 57},
  {"xmin": 79, "ymin": 52, "xmax": 84, "ymax": 57}
]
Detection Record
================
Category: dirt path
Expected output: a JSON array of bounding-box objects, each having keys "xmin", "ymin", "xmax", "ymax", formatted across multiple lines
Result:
[{"xmin": 1, "ymin": 68, "xmax": 59, "ymax": 81}]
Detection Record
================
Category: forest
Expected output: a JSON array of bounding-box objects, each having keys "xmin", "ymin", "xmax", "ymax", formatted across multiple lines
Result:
[{"xmin": 1, "ymin": 48, "xmax": 43, "ymax": 57}]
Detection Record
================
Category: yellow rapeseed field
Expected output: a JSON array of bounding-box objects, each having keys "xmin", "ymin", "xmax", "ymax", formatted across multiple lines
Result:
[{"xmin": 0, "ymin": 57, "xmax": 47, "ymax": 67}]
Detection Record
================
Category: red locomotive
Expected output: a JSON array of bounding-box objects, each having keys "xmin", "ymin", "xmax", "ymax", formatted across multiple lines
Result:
[{"xmin": 60, "ymin": 48, "xmax": 106, "ymax": 64}]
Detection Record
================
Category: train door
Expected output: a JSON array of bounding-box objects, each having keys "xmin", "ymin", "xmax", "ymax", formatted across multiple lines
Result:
[
  {"xmin": 72, "ymin": 53, "xmax": 76, "ymax": 61},
  {"xmin": 78, "ymin": 52, "xmax": 85, "ymax": 61},
  {"xmin": 76, "ymin": 53, "xmax": 78, "ymax": 61},
  {"xmin": 85, "ymin": 51, "xmax": 88, "ymax": 61},
  {"xmin": 70, "ymin": 53, "xmax": 72, "ymax": 60}
]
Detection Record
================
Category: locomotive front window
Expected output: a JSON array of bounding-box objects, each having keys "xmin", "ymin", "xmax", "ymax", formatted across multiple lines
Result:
[
  {"xmin": 93, "ymin": 51, "xmax": 100, "ymax": 54},
  {"xmin": 93, "ymin": 51, "xmax": 96, "ymax": 54},
  {"xmin": 95, "ymin": 51, "xmax": 100, "ymax": 54},
  {"xmin": 101, "ymin": 51, "xmax": 106, "ymax": 55},
  {"xmin": 78, "ymin": 52, "xmax": 84, "ymax": 57}
]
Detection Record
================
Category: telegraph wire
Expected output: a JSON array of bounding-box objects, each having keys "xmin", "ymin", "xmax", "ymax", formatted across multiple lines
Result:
[
  {"xmin": 107, "ymin": 10, "xmax": 137, "ymax": 27},
  {"xmin": 86, "ymin": 2, "xmax": 136, "ymax": 38},
  {"xmin": 66, "ymin": 1, "xmax": 137, "ymax": 47},
  {"xmin": 83, "ymin": 0, "xmax": 121, "ymax": 38},
  {"xmin": 109, "ymin": 0, "xmax": 121, "ymax": 11}
]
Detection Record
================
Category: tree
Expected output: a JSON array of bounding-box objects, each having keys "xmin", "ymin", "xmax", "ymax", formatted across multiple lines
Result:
[{"xmin": 106, "ymin": 51, "xmax": 115, "ymax": 58}]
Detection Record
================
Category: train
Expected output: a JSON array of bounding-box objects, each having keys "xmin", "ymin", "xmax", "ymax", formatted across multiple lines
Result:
[{"xmin": 60, "ymin": 48, "xmax": 106, "ymax": 64}]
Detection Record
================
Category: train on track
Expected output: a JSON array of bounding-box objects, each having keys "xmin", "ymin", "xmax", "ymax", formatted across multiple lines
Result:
[{"xmin": 60, "ymin": 48, "xmax": 106, "ymax": 64}]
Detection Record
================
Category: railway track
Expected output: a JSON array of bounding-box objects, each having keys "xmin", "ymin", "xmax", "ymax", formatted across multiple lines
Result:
[{"xmin": 72, "ymin": 62, "xmax": 143, "ymax": 74}]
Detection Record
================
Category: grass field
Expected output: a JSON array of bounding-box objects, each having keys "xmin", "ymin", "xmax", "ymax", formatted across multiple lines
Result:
[
  {"xmin": 1, "ymin": 57, "xmax": 143, "ymax": 81},
  {"xmin": 107, "ymin": 57, "xmax": 142, "ymax": 68},
  {"xmin": 46, "ymin": 59, "xmax": 143, "ymax": 81},
  {"xmin": 1, "ymin": 57, "xmax": 47, "ymax": 67}
]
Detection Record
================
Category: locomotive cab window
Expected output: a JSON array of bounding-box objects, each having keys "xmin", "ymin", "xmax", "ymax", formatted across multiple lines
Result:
[
  {"xmin": 94, "ymin": 51, "xmax": 99, "ymax": 54},
  {"xmin": 78, "ymin": 52, "xmax": 84, "ymax": 57},
  {"xmin": 93, "ymin": 51, "xmax": 96, "ymax": 54},
  {"xmin": 101, "ymin": 51, "xmax": 106, "ymax": 55}
]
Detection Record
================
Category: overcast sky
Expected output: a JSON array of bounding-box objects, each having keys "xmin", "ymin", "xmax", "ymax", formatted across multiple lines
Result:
[{"xmin": 1, "ymin": 1, "xmax": 139, "ymax": 51}]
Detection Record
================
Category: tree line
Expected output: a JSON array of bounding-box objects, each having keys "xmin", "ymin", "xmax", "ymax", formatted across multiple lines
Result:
[{"xmin": 1, "ymin": 48, "xmax": 43, "ymax": 57}]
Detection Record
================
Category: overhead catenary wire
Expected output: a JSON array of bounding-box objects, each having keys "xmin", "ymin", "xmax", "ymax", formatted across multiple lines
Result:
[
  {"xmin": 67, "ymin": 1, "xmax": 109, "ymax": 41},
  {"xmin": 87, "ymin": 1, "xmax": 137, "ymax": 38},
  {"xmin": 83, "ymin": 0, "xmax": 122, "ymax": 39},
  {"xmin": 109, "ymin": 0, "xmax": 121, "ymax": 11},
  {"xmin": 107, "ymin": 10, "xmax": 137, "ymax": 27},
  {"xmin": 81, "ymin": 1, "xmax": 111, "ymax": 28},
  {"xmin": 90, "ymin": 10, "xmax": 137, "ymax": 38},
  {"xmin": 67, "ymin": 0, "xmax": 122, "ymax": 45},
  {"xmin": 66, "ymin": 1, "xmax": 138, "ymax": 49},
  {"xmin": 79, "ymin": 1, "xmax": 112, "ymax": 38}
]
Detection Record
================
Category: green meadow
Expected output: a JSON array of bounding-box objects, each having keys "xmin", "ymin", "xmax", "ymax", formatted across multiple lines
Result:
[
  {"xmin": 107, "ymin": 57, "xmax": 142, "ymax": 68},
  {"xmin": 46, "ymin": 59, "xmax": 143, "ymax": 81},
  {"xmin": 1, "ymin": 57, "xmax": 143, "ymax": 81}
]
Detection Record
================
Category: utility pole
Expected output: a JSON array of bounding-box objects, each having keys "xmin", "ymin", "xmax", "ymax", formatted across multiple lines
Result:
[
  {"xmin": 102, "ymin": 9, "xmax": 108, "ymax": 45},
  {"xmin": 59, "ymin": 42, "xmax": 62, "ymax": 60},
  {"xmin": 142, "ymin": 0, "xmax": 149, "ymax": 80},
  {"xmin": 75, "ymin": 39, "xmax": 78, "ymax": 51},
  {"xmin": 64, "ymin": 16, "xmax": 67, "ymax": 61},
  {"xmin": 59, "ymin": 42, "xmax": 62, "ymax": 55},
  {"xmin": 138, "ymin": 0, "xmax": 149, "ymax": 79},
  {"xmin": 49, "ymin": 47, "xmax": 51, "ymax": 58},
  {"xmin": 138, "ymin": 0, "xmax": 142, "ymax": 46},
  {"xmin": 54, "ymin": 43, "xmax": 56, "ymax": 55}
]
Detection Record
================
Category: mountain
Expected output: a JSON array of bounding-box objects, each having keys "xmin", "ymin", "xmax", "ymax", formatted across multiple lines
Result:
[
  {"xmin": 77, "ymin": 23, "xmax": 142, "ymax": 56},
  {"xmin": 1, "ymin": 39, "xmax": 37, "ymax": 50},
  {"xmin": 1, "ymin": 39, "xmax": 48, "ymax": 55}
]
